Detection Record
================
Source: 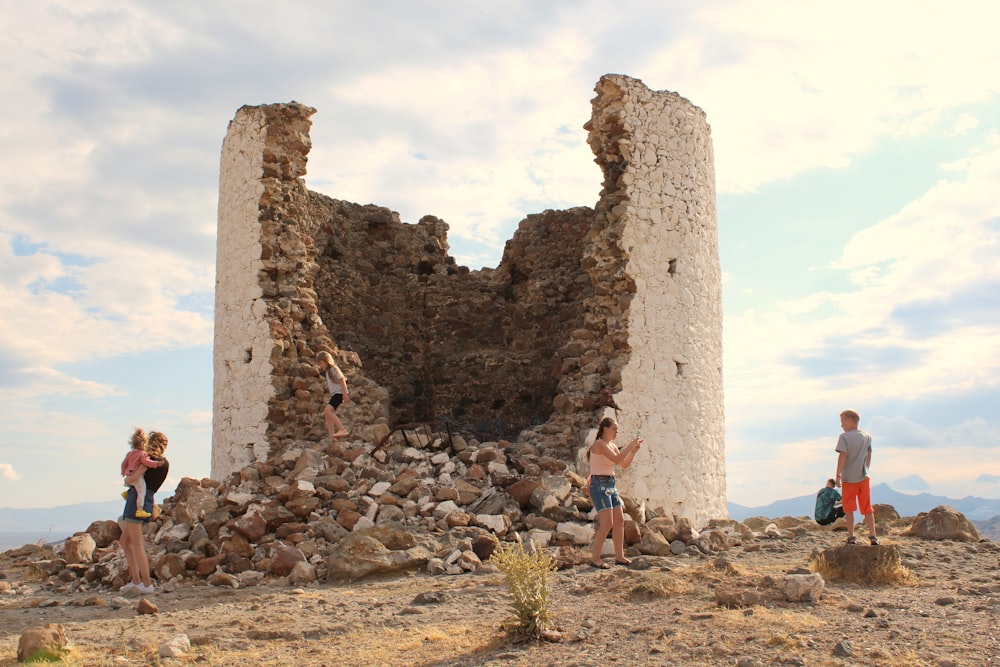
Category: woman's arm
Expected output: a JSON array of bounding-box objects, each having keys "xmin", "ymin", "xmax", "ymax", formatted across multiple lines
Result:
[
  {"xmin": 619, "ymin": 440, "xmax": 642, "ymax": 468},
  {"xmin": 591, "ymin": 438, "xmax": 639, "ymax": 466},
  {"xmin": 339, "ymin": 374, "xmax": 349, "ymax": 403}
]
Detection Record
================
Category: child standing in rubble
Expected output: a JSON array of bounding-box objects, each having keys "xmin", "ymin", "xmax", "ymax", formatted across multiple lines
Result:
[{"xmin": 317, "ymin": 351, "xmax": 350, "ymax": 440}]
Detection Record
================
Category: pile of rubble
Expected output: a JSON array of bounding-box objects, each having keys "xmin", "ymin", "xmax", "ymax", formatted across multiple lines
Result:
[{"xmin": 26, "ymin": 426, "xmax": 774, "ymax": 593}]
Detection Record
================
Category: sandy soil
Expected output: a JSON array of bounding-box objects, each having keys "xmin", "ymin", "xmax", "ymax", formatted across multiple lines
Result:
[{"xmin": 1, "ymin": 526, "xmax": 998, "ymax": 666}]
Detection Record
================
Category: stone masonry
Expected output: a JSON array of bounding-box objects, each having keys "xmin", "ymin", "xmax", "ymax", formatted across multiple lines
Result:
[{"xmin": 213, "ymin": 75, "xmax": 726, "ymax": 525}]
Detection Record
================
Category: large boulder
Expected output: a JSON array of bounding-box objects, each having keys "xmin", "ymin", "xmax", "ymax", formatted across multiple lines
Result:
[
  {"xmin": 904, "ymin": 505, "xmax": 982, "ymax": 542},
  {"xmin": 85, "ymin": 520, "xmax": 121, "ymax": 548},
  {"xmin": 62, "ymin": 533, "xmax": 96, "ymax": 564},
  {"xmin": 18, "ymin": 624, "xmax": 71, "ymax": 662},
  {"xmin": 325, "ymin": 526, "xmax": 437, "ymax": 582}
]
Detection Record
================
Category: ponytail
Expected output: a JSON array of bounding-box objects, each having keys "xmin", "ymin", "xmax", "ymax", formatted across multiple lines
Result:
[{"xmin": 586, "ymin": 417, "xmax": 617, "ymax": 461}]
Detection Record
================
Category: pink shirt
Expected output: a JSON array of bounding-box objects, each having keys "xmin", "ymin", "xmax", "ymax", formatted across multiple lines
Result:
[
  {"xmin": 589, "ymin": 440, "xmax": 618, "ymax": 476},
  {"xmin": 121, "ymin": 449, "xmax": 161, "ymax": 476}
]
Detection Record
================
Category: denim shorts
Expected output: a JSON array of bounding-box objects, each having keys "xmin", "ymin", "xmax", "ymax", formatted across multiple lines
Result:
[
  {"xmin": 122, "ymin": 486, "xmax": 154, "ymax": 524},
  {"xmin": 590, "ymin": 475, "xmax": 621, "ymax": 512}
]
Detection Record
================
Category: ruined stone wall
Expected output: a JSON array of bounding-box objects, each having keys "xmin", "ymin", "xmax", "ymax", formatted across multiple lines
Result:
[
  {"xmin": 213, "ymin": 75, "xmax": 726, "ymax": 525},
  {"xmin": 303, "ymin": 201, "xmax": 593, "ymax": 432}
]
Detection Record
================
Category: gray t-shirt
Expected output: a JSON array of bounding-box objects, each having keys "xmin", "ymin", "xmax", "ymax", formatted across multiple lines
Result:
[{"xmin": 836, "ymin": 429, "xmax": 872, "ymax": 483}]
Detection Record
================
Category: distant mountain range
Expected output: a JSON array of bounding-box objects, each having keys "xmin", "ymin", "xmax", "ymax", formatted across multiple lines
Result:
[
  {"xmin": 728, "ymin": 483, "xmax": 1000, "ymax": 523},
  {"xmin": 0, "ymin": 500, "xmax": 122, "ymax": 535}
]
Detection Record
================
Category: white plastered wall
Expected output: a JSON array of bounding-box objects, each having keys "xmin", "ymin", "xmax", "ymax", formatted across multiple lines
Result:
[
  {"xmin": 211, "ymin": 108, "xmax": 276, "ymax": 480},
  {"xmin": 611, "ymin": 84, "xmax": 726, "ymax": 526}
]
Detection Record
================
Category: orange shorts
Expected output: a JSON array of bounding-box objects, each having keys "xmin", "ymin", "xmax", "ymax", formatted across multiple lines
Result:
[{"xmin": 840, "ymin": 478, "xmax": 872, "ymax": 515}]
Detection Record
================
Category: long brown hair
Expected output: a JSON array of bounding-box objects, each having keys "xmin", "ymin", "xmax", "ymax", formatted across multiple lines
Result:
[
  {"xmin": 146, "ymin": 431, "xmax": 168, "ymax": 457},
  {"xmin": 585, "ymin": 417, "xmax": 616, "ymax": 461}
]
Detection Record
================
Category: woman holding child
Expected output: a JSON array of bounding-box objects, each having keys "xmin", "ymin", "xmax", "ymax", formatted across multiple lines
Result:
[
  {"xmin": 587, "ymin": 417, "xmax": 642, "ymax": 569},
  {"xmin": 119, "ymin": 430, "xmax": 170, "ymax": 594}
]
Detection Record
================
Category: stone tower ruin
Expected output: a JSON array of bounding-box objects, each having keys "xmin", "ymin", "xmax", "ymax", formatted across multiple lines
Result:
[{"xmin": 212, "ymin": 74, "xmax": 726, "ymax": 525}]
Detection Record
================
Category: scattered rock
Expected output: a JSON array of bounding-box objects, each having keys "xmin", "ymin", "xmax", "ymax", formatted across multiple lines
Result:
[
  {"xmin": 158, "ymin": 633, "xmax": 191, "ymax": 658},
  {"xmin": 776, "ymin": 573, "xmax": 825, "ymax": 602},
  {"xmin": 832, "ymin": 639, "xmax": 853, "ymax": 657},
  {"xmin": 136, "ymin": 597, "xmax": 158, "ymax": 615}
]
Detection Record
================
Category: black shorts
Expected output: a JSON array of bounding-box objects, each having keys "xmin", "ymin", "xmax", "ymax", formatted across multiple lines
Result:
[{"xmin": 328, "ymin": 394, "xmax": 343, "ymax": 410}]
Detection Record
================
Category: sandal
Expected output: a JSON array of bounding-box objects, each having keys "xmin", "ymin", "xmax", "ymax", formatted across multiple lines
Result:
[
  {"xmin": 869, "ymin": 536, "xmax": 880, "ymax": 546},
  {"xmin": 615, "ymin": 558, "xmax": 632, "ymax": 566},
  {"xmin": 846, "ymin": 536, "xmax": 857, "ymax": 545},
  {"xmin": 590, "ymin": 561, "xmax": 611, "ymax": 570}
]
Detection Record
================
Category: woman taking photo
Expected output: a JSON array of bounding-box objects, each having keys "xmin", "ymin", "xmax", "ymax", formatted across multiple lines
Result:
[
  {"xmin": 119, "ymin": 430, "xmax": 170, "ymax": 594},
  {"xmin": 587, "ymin": 417, "xmax": 642, "ymax": 569}
]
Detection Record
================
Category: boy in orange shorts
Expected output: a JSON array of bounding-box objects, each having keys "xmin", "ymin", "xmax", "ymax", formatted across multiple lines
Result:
[{"xmin": 835, "ymin": 409, "xmax": 878, "ymax": 545}]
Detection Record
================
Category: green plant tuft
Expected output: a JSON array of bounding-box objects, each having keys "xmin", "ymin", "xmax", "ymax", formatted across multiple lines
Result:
[{"xmin": 491, "ymin": 537, "xmax": 556, "ymax": 638}]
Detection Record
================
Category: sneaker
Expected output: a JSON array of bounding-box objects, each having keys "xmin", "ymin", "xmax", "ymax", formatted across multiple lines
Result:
[
  {"xmin": 120, "ymin": 582, "xmax": 139, "ymax": 592},
  {"xmin": 134, "ymin": 509, "xmax": 151, "ymax": 518},
  {"xmin": 121, "ymin": 490, "xmax": 129, "ymax": 500},
  {"xmin": 846, "ymin": 536, "xmax": 857, "ymax": 545},
  {"xmin": 137, "ymin": 583, "xmax": 155, "ymax": 595},
  {"xmin": 869, "ymin": 536, "xmax": 880, "ymax": 546}
]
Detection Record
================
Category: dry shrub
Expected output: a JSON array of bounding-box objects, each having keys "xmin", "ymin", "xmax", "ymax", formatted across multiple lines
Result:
[
  {"xmin": 627, "ymin": 571, "xmax": 688, "ymax": 599},
  {"xmin": 810, "ymin": 545, "xmax": 915, "ymax": 585},
  {"xmin": 491, "ymin": 538, "xmax": 556, "ymax": 638}
]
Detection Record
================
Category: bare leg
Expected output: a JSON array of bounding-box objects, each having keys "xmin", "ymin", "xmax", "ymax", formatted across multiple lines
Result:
[
  {"xmin": 122, "ymin": 523, "xmax": 146, "ymax": 584},
  {"xmin": 323, "ymin": 405, "xmax": 348, "ymax": 439},
  {"xmin": 119, "ymin": 523, "xmax": 140, "ymax": 585},
  {"xmin": 611, "ymin": 506, "xmax": 631, "ymax": 563},
  {"xmin": 591, "ymin": 509, "xmax": 613, "ymax": 565},
  {"xmin": 123, "ymin": 520, "xmax": 151, "ymax": 586}
]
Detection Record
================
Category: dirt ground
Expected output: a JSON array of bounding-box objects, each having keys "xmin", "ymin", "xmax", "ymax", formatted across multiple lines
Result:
[{"xmin": 1, "ymin": 526, "xmax": 998, "ymax": 666}]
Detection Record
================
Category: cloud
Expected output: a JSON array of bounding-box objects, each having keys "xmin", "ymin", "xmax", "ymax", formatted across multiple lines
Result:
[
  {"xmin": 671, "ymin": 0, "xmax": 1000, "ymax": 193},
  {"xmin": 0, "ymin": 238, "xmax": 213, "ymax": 396},
  {"xmin": 977, "ymin": 474, "xmax": 1000, "ymax": 484},
  {"xmin": 0, "ymin": 463, "xmax": 19, "ymax": 481},
  {"xmin": 725, "ymin": 135, "xmax": 1000, "ymax": 427}
]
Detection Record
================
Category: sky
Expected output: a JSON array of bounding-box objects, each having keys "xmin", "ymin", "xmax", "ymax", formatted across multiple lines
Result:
[{"xmin": 1, "ymin": 0, "xmax": 998, "ymax": 512}]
